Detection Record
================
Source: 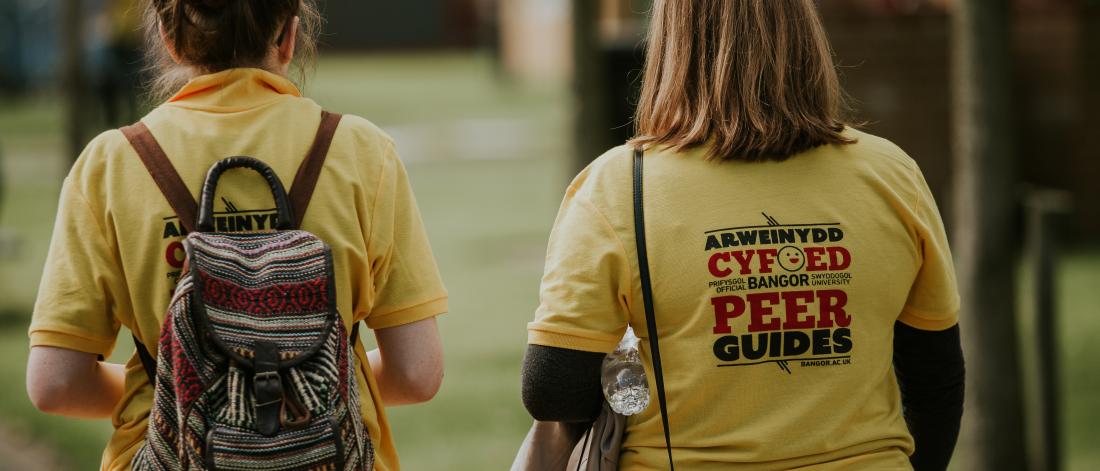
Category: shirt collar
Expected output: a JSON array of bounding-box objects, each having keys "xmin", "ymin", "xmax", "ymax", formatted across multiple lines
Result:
[{"xmin": 167, "ymin": 68, "xmax": 301, "ymax": 112}]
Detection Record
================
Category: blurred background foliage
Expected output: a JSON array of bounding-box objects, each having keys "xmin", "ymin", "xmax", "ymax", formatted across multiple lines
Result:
[{"xmin": 0, "ymin": 0, "xmax": 1097, "ymax": 469}]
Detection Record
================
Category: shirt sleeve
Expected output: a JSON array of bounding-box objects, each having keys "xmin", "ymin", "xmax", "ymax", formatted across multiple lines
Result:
[
  {"xmin": 29, "ymin": 176, "xmax": 124, "ymax": 356},
  {"xmin": 898, "ymin": 165, "xmax": 960, "ymax": 331},
  {"xmin": 527, "ymin": 190, "xmax": 631, "ymax": 353},
  {"xmin": 362, "ymin": 144, "xmax": 448, "ymax": 330}
]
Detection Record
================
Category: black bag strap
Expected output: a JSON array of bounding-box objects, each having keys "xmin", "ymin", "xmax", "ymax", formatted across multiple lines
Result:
[
  {"xmin": 632, "ymin": 147, "xmax": 675, "ymax": 470},
  {"xmin": 134, "ymin": 335, "xmax": 157, "ymax": 384},
  {"xmin": 350, "ymin": 320, "xmax": 361, "ymax": 347}
]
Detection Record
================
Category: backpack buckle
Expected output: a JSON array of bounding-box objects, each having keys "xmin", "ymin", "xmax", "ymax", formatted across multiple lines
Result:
[
  {"xmin": 253, "ymin": 341, "xmax": 286, "ymax": 436},
  {"xmin": 253, "ymin": 371, "xmax": 284, "ymax": 407},
  {"xmin": 254, "ymin": 370, "xmax": 285, "ymax": 436}
]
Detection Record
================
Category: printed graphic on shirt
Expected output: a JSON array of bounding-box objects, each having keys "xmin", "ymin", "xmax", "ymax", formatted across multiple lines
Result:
[
  {"xmin": 161, "ymin": 198, "xmax": 282, "ymax": 296},
  {"xmin": 705, "ymin": 212, "xmax": 853, "ymax": 374}
]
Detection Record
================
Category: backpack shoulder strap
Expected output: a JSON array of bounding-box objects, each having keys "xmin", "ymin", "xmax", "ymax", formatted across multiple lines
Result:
[
  {"xmin": 632, "ymin": 147, "xmax": 675, "ymax": 470},
  {"xmin": 289, "ymin": 110, "xmax": 343, "ymax": 229},
  {"xmin": 120, "ymin": 122, "xmax": 199, "ymax": 233},
  {"xmin": 120, "ymin": 122, "xmax": 196, "ymax": 382}
]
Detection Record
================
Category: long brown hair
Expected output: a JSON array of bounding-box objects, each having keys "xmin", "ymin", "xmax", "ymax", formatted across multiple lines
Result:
[
  {"xmin": 631, "ymin": 0, "xmax": 853, "ymax": 161},
  {"xmin": 143, "ymin": 0, "xmax": 322, "ymax": 101}
]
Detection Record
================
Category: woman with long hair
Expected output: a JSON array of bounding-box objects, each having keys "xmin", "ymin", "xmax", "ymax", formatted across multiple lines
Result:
[
  {"xmin": 522, "ymin": 1, "xmax": 964, "ymax": 469},
  {"xmin": 27, "ymin": 1, "xmax": 447, "ymax": 469}
]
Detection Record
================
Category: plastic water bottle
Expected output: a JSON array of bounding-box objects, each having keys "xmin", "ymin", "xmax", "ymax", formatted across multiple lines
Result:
[{"xmin": 601, "ymin": 327, "xmax": 650, "ymax": 416}]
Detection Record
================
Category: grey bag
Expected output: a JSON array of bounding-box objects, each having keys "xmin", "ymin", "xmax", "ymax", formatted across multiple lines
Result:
[{"xmin": 511, "ymin": 403, "xmax": 626, "ymax": 471}]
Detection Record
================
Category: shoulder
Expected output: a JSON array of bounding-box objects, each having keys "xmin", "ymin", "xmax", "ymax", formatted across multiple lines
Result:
[
  {"xmin": 328, "ymin": 113, "xmax": 405, "ymax": 173},
  {"xmin": 567, "ymin": 144, "xmax": 635, "ymax": 200},
  {"xmin": 334, "ymin": 113, "xmax": 396, "ymax": 151},
  {"xmin": 68, "ymin": 128, "xmax": 134, "ymax": 187},
  {"xmin": 79, "ymin": 128, "xmax": 132, "ymax": 163},
  {"xmin": 555, "ymin": 144, "xmax": 639, "ymax": 233},
  {"xmin": 311, "ymin": 112, "xmax": 406, "ymax": 188},
  {"xmin": 832, "ymin": 128, "xmax": 935, "ymax": 209},
  {"xmin": 839, "ymin": 127, "xmax": 921, "ymax": 174},
  {"xmin": 830, "ymin": 128, "xmax": 928, "ymax": 190}
]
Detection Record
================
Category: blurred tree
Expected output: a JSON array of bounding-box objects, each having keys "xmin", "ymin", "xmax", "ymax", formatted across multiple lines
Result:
[
  {"xmin": 1082, "ymin": 0, "xmax": 1100, "ymax": 235},
  {"xmin": 0, "ymin": 0, "xmax": 26, "ymax": 93},
  {"xmin": 0, "ymin": 140, "xmax": 5, "ymax": 223},
  {"xmin": 571, "ymin": 0, "xmax": 649, "ymax": 174},
  {"xmin": 950, "ymin": 0, "xmax": 1028, "ymax": 469},
  {"xmin": 62, "ymin": 0, "xmax": 90, "ymax": 162},
  {"xmin": 99, "ymin": 0, "xmax": 144, "ymax": 127},
  {"xmin": 572, "ymin": 0, "xmax": 611, "ymax": 175}
]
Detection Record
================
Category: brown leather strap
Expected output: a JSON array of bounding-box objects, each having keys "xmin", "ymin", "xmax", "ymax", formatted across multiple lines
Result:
[
  {"xmin": 121, "ymin": 111, "xmax": 340, "ymax": 233},
  {"xmin": 289, "ymin": 111, "xmax": 342, "ymax": 229},
  {"xmin": 120, "ymin": 122, "xmax": 199, "ymax": 233}
]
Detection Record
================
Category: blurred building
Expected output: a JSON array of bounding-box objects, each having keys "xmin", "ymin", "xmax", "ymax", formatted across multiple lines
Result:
[
  {"xmin": 820, "ymin": 0, "xmax": 1098, "ymax": 239},
  {"xmin": 492, "ymin": 0, "xmax": 1099, "ymax": 241},
  {"xmin": 7, "ymin": 0, "xmax": 1096, "ymax": 240},
  {"xmin": 496, "ymin": 0, "xmax": 647, "ymax": 83},
  {"xmin": 319, "ymin": 0, "xmax": 483, "ymax": 49},
  {"xmin": 1, "ymin": 0, "xmax": 490, "ymax": 93},
  {"xmin": 498, "ymin": 0, "xmax": 572, "ymax": 82},
  {"xmin": 0, "ymin": 0, "xmax": 61, "ymax": 92}
]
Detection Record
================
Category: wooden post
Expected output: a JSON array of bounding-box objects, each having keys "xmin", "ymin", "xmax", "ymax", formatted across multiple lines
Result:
[
  {"xmin": 1080, "ymin": 0, "xmax": 1100, "ymax": 236},
  {"xmin": 1025, "ymin": 189, "xmax": 1072, "ymax": 471},
  {"xmin": 951, "ymin": 0, "xmax": 1029, "ymax": 469}
]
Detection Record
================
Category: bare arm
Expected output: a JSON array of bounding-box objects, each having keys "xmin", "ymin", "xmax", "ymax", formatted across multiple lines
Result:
[
  {"xmin": 26, "ymin": 346, "xmax": 126, "ymax": 418},
  {"xmin": 365, "ymin": 317, "xmax": 444, "ymax": 406}
]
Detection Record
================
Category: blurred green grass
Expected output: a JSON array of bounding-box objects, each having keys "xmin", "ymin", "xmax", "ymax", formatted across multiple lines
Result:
[
  {"xmin": 1017, "ymin": 250, "xmax": 1100, "ymax": 470},
  {"xmin": 1, "ymin": 52, "xmax": 1097, "ymax": 470},
  {"xmin": 0, "ymin": 52, "xmax": 568, "ymax": 470}
]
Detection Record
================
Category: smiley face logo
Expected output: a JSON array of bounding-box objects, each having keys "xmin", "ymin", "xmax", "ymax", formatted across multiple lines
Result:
[{"xmin": 778, "ymin": 246, "xmax": 805, "ymax": 272}]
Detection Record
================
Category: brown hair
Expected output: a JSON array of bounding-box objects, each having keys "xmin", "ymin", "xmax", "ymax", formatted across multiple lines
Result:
[
  {"xmin": 631, "ymin": 0, "xmax": 854, "ymax": 161},
  {"xmin": 143, "ymin": 0, "xmax": 322, "ymax": 101}
]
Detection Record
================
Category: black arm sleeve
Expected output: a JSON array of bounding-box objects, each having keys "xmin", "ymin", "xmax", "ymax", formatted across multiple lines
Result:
[
  {"xmin": 521, "ymin": 344, "xmax": 606, "ymax": 423},
  {"xmin": 893, "ymin": 321, "xmax": 965, "ymax": 471}
]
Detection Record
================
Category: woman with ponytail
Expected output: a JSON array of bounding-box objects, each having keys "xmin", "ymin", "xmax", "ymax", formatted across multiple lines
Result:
[{"xmin": 27, "ymin": 2, "xmax": 448, "ymax": 469}]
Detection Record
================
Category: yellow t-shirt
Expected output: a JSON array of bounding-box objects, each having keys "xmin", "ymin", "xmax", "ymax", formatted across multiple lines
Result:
[
  {"xmin": 528, "ymin": 130, "xmax": 959, "ymax": 470},
  {"xmin": 29, "ymin": 68, "xmax": 448, "ymax": 471}
]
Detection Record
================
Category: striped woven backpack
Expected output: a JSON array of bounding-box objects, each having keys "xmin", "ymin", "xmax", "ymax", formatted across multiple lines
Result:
[{"xmin": 122, "ymin": 112, "xmax": 373, "ymax": 470}]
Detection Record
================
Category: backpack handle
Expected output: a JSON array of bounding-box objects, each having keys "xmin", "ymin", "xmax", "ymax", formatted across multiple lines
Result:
[{"xmin": 197, "ymin": 157, "xmax": 295, "ymax": 232}]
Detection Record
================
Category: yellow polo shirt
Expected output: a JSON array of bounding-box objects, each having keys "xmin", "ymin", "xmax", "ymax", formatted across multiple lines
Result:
[
  {"xmin": 29, "ymin": 68, "xmax": 448, "ymax": 471},
  {"xmin": 529, "ymin": 130, "xmax": 958, "ymax": 470}
]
